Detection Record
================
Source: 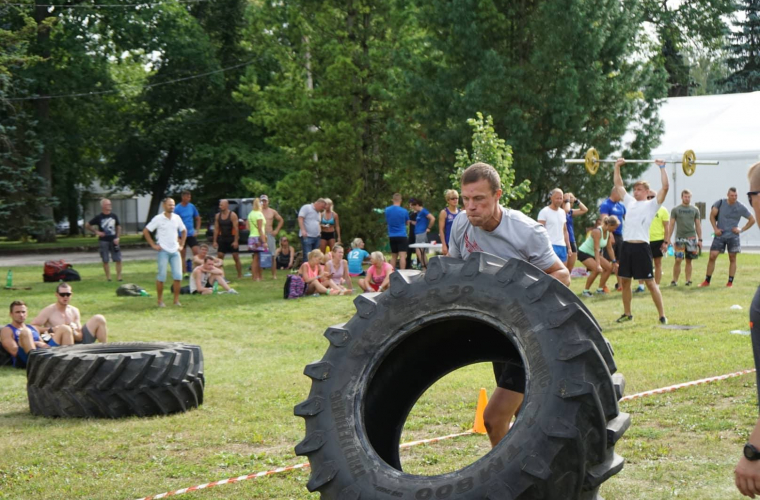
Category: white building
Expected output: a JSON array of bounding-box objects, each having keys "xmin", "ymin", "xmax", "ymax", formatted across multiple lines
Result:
[{"xmin": 637, "ymin": 91, "xmax": 760, "ymax": 246}]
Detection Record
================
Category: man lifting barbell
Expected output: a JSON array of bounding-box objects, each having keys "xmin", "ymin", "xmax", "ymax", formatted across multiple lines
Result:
[{"xmin": 565, "ymin": 147, "xmax": 719, "ymax": 176}]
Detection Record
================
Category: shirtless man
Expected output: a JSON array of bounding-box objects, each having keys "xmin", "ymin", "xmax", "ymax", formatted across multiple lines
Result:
[
  {"xmin": 260, "ymin": 195, "xmax": 284, "ymax": 279},
  {"xmin": 192, "ymin": 243, "xmax": 224, "ymax": 270},
  {"xmin": 2, "ymin": 300, "xmax": 73, "ymax": 368},
  {"xmin": 32, "ymin": 283, "xmax": 108, "ymax": 344}
]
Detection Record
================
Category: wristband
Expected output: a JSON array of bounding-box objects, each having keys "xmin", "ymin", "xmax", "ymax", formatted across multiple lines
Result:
[
  {"xmin": 698, "ymin": 239, "xmax": 703, "ymax": 242},
  {"xmin": 658, "ymin": 164, "xmax": 666, "ymax": 169},
  {"xmin": 611, "ymin": 260, "xmax": 618, "ymax": 264}
]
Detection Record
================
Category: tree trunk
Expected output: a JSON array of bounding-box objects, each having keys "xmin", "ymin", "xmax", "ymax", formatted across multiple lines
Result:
[{"xmin": 144, "ymin": 146, "xmax": 179, "ymax": 226}]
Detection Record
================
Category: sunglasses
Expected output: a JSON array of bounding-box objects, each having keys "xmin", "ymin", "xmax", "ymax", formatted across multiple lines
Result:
[
  {"xmin": 647, "ymin": 195, "xmax": 655, "ymax": 200},
  {"xmin": 58, "ymin": 292, "xmax": 72, "ymax": 297},
  {"xmin": 748, "ymin": 192, "xmax": 760, "ymax": 205}
]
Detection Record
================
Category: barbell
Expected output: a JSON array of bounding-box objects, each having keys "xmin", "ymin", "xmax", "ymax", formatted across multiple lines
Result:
[{"xmin": 565, "ymin": 147, "xmax": 720, "ymax": 176}]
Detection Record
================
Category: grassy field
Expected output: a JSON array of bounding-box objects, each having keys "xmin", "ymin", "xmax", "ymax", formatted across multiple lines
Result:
[{"xmin": 0, "ymin": 252, "xmax": 758, "ymax": 499}]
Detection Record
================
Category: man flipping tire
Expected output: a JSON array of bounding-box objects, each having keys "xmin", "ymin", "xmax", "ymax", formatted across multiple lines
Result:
[{"xmin": 448, "ymin": 162, "xmax": 570, "ymax": 447}]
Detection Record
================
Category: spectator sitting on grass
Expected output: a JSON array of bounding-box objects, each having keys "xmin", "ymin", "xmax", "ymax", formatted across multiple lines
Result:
[
  {"xmin": 274, "ymin": 236, "xmax": 294, "ymax": 273},
  {"xmin": 2, "ymin": 300, "xmax": 73, "ymax": 369},
  {"xmin": 325, "ymin": 244, "xmax": 353, "ymax": 294},
  {"xmin": 347, "ymin": 238, "xmax": 370, "ymax": 276},
  {"xmin": 190, "ymin": 257, "xmax": 238, "ymax": 295},
  {"xmin": 299, "ymin": 249, "xmax": 341, "ymax": 296},
  {"xmin": 192, "ymin": 244, "xmax": 224, "ymax": 270},
  {"xmin": 32, "ymin": 283, "xmax": 108, "ymax": 343},
  {"xmin": 359, "ymin": 251, "xmax": 394, "ymax": 292}
]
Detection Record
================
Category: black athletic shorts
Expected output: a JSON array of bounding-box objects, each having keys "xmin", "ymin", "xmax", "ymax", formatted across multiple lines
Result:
[
  {"xmin": 602, "ymin": 232, "xmax": 623, "ymax": 262},
  {"xmin": 618, "ymin": 241, "xmax": 654, "ymax": 280},
  {"xmin": 650, "ymin": 239, "xmax": 664, "ymax": 258},
  {"xmin": 186, "ymin": 235, "xmax": 200, "ymax": 249},
  {"xmin": 389, "ymin": 236, "xmax": 409, "ymax": 254},
  {"xmin": 577, "ymin": 250, "xmax": 595, "ymax": 263},
  {"xmin": 217, "ymin": 238, "xmax": 237, "ymax": 254},
  {"xmin": 321, "ymin": 231, "xmax": 336, "ymax": 241},
  {"xmin": 493, "ymin": 360, "xmax": 526, "ymax": 394}
]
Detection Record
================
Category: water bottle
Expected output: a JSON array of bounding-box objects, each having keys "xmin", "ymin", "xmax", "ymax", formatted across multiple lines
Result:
[
  {"xmin": 667, "ymin": 244, "xmax": 674, "ymax": 257},
  {"xmin": 5, "ymin": 270, "xmax": 12, "ymax": 289},
  {"xmin": 213, "ymin": 281, "xmax": 219, "ymax": 294},
  {"xmin": 139, "ymin": 289, "xmax": 150, "ymax": 297}
]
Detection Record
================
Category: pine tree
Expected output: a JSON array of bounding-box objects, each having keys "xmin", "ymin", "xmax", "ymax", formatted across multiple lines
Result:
[{"xmin": 724, "ymin": 0, "xmax": 760, "ymax": 93}]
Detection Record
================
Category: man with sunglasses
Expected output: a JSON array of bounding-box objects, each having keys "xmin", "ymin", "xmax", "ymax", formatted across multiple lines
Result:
[
  {"xmin": 700, "ymin": 187, "xmax": 755, "ymax": 288},
  {"xmin": 31, "ymin": 283, "xmax": 108, "ymax": 344}
]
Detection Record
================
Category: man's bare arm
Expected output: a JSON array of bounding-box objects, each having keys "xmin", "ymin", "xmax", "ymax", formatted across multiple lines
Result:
[
  {"xmin": 613, "ymin": 158, "xmax": 627, "ymax": 201},
  {"xmin": 30, "ymin": 306, "xmax": 51, "ymax": 329},
  {"xmin": 655, "ymin": 159, "xmax": 669, "ymax": 204},
  {"xmin": 544, "ymin": 260, "xmax": 570, "ymax": 286},
  {"xmin": 1, "ymin": 327, "xmax": 19, "ymax": 356},
  {"xmin": 273, "ymin": 211, "xmax": 284, "ymax": 234}
]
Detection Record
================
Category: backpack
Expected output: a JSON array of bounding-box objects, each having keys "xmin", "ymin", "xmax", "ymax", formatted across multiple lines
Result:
[
  {"xmin": 284, "ymin": 274, "xmax": 305, "ymax": 299},
  {"xmin": 116, "ymin": 283, "xmax": 146, "ymax": 297},
  {"xmin": 62, "ymin": 268, "xmax": 81, "ymax": 282},
  {"xmin": 43, "ymin": 260, "xmax": 72, "ymax": 282}
]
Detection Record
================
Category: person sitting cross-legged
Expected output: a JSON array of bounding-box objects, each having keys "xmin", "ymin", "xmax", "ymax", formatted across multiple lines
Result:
[
  {"xmin": 191, "ymin": 257, "xmax": 237, "ymax": 295},
  {"xmin": 299, "ymin": 249, "xmax": 341, "ymax": 295},
  {"xmin": 359, "ymin": 251, "xmax": 394, "ymax": 293},
  {"xmin": 2, "ymin": 300, "xmax": 73, "ymax": 369}
]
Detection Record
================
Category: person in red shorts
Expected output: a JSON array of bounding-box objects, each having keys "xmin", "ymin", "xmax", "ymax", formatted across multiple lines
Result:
[{"xmin": 359, "ymin": 252, "xmax": 394, "ymax": 292}]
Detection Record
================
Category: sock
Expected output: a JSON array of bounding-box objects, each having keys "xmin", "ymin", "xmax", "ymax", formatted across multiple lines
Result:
[
  {"xmin": 705, "ymin": 275, "xmax": 712, "ymax": 284},
  {"xmin": 729, "ymin": 276, "xmax": 734, "ymax": 283}
]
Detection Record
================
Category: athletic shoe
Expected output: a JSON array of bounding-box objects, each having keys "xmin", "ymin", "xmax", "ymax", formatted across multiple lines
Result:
[
  {"xmin": 616, "ymin": 314, "xmax": 633, "ymax": 323},
  {"xmin": 685, "ymin": 281, "xmax": 692, "ymax": 286},
  {"xmin": 659, "ymin": 316, "xmax": 668, "ymax": 325},
  {"xmin": 634, "ymin": 285, "xmax": 646, "ymax": 293},
  {"xmin": 581, "ymin": 290, "xmax": 593, "ymax": 297},
  {"xmin": 726, "ymin": 282, "xmax": 733, "ymax": 288},
  {"xmin": 595, "ymin": 288, "xmax": 607, "ymax": 295},
  {"xmin": 698, "ymin": 280, "xmax": 710, "ymax": 287},
  {"xmin": 669, "ymin": 281, "xmax": 677, "ymax": 287},
  {"xmin": 244, "ymin": 272, "xmax": 252, "ymax": 277},
  {"xmin": 227, "ymin": 288, "xmax": 239, "ymax": 295}
]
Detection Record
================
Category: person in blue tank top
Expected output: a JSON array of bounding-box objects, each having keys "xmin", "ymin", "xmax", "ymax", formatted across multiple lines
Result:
[
  {"xmin": 438, "ymin": 189, "xmax": 460, "ymax": 256},
  {"xmin": 1, "ymin": 300, "xmax": 73, "ymax": 368},
  {"xmin": 411, "ymin": 198, "xmax": 436, "ymax": 269}
]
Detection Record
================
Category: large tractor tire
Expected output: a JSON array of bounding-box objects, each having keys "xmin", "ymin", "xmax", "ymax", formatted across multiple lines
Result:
[
  {"xmin": 296, "ymin": 253, "xmax": 630, "ymax": 499},
  {"xmin": 27, "ymin": 342, "xmax": 204, "ymax": 418}
]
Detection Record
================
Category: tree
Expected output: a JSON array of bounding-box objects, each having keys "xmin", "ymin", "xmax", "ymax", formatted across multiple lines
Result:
[{"xmin": 724, "ymin": 0, "xmax": 760, "ymax": 93}]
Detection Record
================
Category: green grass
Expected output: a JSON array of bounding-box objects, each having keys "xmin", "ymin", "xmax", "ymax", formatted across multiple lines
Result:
[
  {"xmin": 0, "ymin": 234, "xmax": 145, "ymax": 252},
  {"xmin": 0, "ymin": 253, "xmax": 758, "ymax": 499}
]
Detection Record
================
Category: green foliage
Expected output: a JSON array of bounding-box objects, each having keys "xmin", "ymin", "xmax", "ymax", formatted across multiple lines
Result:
[
  {"xmin": 450, "ymin": 113, "xmax": 531, "ymax": 213},
  {"xmin": 724, "ymin": 0, "xmax": 760, "ymax": 93}
]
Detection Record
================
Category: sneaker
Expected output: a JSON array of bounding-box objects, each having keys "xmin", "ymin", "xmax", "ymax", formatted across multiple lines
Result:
[
  {"xmin": 685, "ymin": 281, "xmax": 692, "ymax": 286},
  {"xmin": 581, "ymin": 290, "xmax": 593, "ymax": 297},
  {"xmin": 634, "ymin": 285, "xmax": 646, "ymax": 293},
  {"xmin": 669, "ymin": 281, "xmax": 677, "ymax": 287},
  {"xmin": 244, "ymin": 272, "xmax": 252, "ymax": 277},
  {"xmin": 595, "ymin": 288, "xmax": 607, "ymax": 295},
  {"xmin": 659, "ymin": 316, "xmax": 668, "ymax": 325},
  {"xmin": 726, "ymin": 282, "xmax": 733, "ymax": 288},
  {"xmin": 698, "ymin": 280, "xmax": 710, "ymax": 288},
  {"xmin": 227, "ymin": 288, "xmax": 239, "ymax": 295},
  {"xmin": 616, "ymin": 314, "xmax": 633, "ymax": 323}
]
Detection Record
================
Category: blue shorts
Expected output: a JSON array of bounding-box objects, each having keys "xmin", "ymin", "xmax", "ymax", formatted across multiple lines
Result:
[
  {"xmin": 552, "ymin": 244, "xmax": 568, "ymax": 263},
  {"xmin": 157, "ymin": 250, "xmax": 183, "ymax": 282},
  {"xmin": 14, "ymin": 339, "xmax": 59, "ymax": 368}
]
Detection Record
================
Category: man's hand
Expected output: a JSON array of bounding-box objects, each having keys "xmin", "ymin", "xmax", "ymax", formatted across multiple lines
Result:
[
  {"xmin": 178, "ymin": 245, "xmax": 184, "ymax": 253},
  {"xmin": 736, "ymin": 456, "xmax": 760, "ymax": 497},
  {"xmin": 150, "ymin": 243, "xmax": 161, "ymax": 251},
  {"xmin": 232, "ymin": 240, "xmax": 239, "ymax": 249},
  {"xmin": 715, "ymin": 229, "xmax": 723, "ymax": 236},
  {"xmin": 734, "ymin": 227, "xmax": 742, "ymax": 235},
  {"xmin": 661, "ymin": 242, "xmax": 668, "ymax": 254},
  {"xmin": 655, "ymin": 159, "xmax": 666, "ymax": 168},
  {"xmin": 97, "ymin": 231, "xmax": 106, "ymax": 237},
  {"xmin": 114, "ymin": 237, "xmax": 120, "ymax": 245},
  {"xmin": 615, "ymin": 158, "xmax": 626, "ymax": 168}
]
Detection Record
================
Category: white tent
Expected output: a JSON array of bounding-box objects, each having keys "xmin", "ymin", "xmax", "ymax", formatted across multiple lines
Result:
[{"xmin": 636, "ymin": 91, "xmax": 760, "ymax": 246}]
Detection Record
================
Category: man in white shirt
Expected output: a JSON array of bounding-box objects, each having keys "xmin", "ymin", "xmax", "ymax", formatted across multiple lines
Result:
[
  {"xmin": 143, "ymin": 198, "xmax": 187, "ymax": 307},
  {"xmin": 612, "ymin": 158, "xmax": 669, "ymax": 324},
  {"xmin": 537, "ymin": 188, "xmax": 572, "ymax": 266}
]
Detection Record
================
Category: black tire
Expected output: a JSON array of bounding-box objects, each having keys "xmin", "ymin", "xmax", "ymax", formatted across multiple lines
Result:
[
  {"xmin": 26, "ymin": 342, "xmax": 204, "ymax": 418},
  {"xmin": 296, "ymin": 252, "xmax": 629, "ymax": 499}
]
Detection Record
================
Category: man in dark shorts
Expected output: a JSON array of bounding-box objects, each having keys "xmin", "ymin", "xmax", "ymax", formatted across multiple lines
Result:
[
  {"xmin": 85, "ymin": 198, "xmax": 122, "ymax": 281},
  {"xmin": 599, "ymin": 188, "xmax": 626, "ymax": 292},
  {"xmin": 666, "ymin": 189, "xmax": 702, "ymax": 286},
  {"xmin": 646, "ymin": 189, "xmax": 669, "ymax": 286},
  {"xmin": 733, "ymin": 162, "xmax": 760, "ymax": 497},
  {"xmin": 175, "ymin": 190, "xmax": 201, "ymax": 276},
  {"xmin": 612, "ymin": 157, "xmax": 669, "ymax": 324},
  {"xmin": 32, "ymin": 283, "xmax": 108, "ymax": 343},
  {"xmin": 2, "ymin": 301, "xmax": 74, "ymax": 368},
  {"xmin": 701, "ymin": 187, "xmax": 756, "ymax": 288},
  {"xmin": 214, "ymin": 199, "xmax": 243, "ymax": 279},
  {"xmin": 384, "ymin": 193, "xmax": 409, "ymax": 269},
  {"xmin": 448, "ymin": 162, "xmax": 569, "ymax": 448}
]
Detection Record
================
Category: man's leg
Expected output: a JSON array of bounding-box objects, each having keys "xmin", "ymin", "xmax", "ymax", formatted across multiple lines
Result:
[
  {"xmin": 156, "ymin": 281, "xmax": 164, "ymax": 305},
  {"xmin": 169, "ymin": 251, "xmax": 183, "ymax": 305},
  {"xmin": 483, "ymin": 388, "xmax": 523, "ymax": 447},
  {"xmin": 115, "ymin": 261, "xmax": 123, "ymax": 281},
  {"xmin": 232, "ymin": 252, "xmax": 243, "ymax": 278},
  {"xmin": 83, "ymin": 315, "xmax": 108, "ymax": 343},
  {"xmin": 729, "ymin": 252, "xmax": 738, "ymax": 282},
  {"xmin": 620, "ymin": 277, "xmax": 633, "ymax": 316},
  {"xmin": 18, "ymin": 328, "xmax": 35, "ymax": 354},
  {"xmin": 390, "ymin": 253, "xmax": 398, "ymax": 269},
  {"xmin": 156, "ymin": 251, "xmax": 168, "ymax": 306},
  {"xmin": 704, "ymin": 250, "xmax": 720, "ymax": 283},
  {"xmin": 645, "ymin": 279, "xmax": 666, "ymax": 318},
  {"xmin": 51, "ymin": 325, "xmax": 74, "ymax": 345},
  {"xmin": 685, "ymin": 257, "xmax": 693, "ymax": 283},
  {"xmin": 653, "ymin": 257, "xmax": 663, "ymax": 285},
  {"xmin": 398, "ymin": 251, "xmax": 407, "ymax": 270},
  {"xmin": 102, "ymin": 262, "xmax": 111, "ymax": 281},
  {"xmin": 672, "ymin": 252, "xmax": 683, "ymax": 283}
]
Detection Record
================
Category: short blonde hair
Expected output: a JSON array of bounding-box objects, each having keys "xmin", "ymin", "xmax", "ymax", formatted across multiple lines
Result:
[
  {"xmin": 370, "ymin": 251, "xmax": 385, "ymax": 263},
  {"xmin": 351, "ymin": 238, "xmax": 363, "ymax": 249},
  {"xmin": 444, "ymin": 189, "xmax": 459, "ymax": 201},
  {"xmin": 633, "ymin": 180, "xmax": 650, "ymax": 191},
  {"xmin": 308, "ymin": 249, "xmax": 324, "ymax": 261}
]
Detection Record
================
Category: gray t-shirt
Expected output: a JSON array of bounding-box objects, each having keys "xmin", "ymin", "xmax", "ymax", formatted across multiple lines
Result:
[
  {"xmin": 448, "ymin": 206, "xmax": 557, "ymax": 271},
  {"xmin": 670, "ymin": 205, "xmax": 700, "ymax": 239},
  {"xmin": 713, "ymin": 199, "xmax": 752, "ymax": 232},
  {"xmin": 298, "ymin": 203, "xmax": 321, "ymax": 238}
]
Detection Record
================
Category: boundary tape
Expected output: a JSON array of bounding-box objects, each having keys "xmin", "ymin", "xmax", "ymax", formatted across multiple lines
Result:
[{"xmin": 136, "ymin": 368, "xmax": 756, "ymax": 500}]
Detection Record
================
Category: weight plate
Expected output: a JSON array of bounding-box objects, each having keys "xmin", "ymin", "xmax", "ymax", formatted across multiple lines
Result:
[
  {"xmin": 585, "ymin": 148, "xmax": 600, "ymax": 175},
  {"xmin": 682, "ymin": 150, "xmax": 696, "ymax": 176}
]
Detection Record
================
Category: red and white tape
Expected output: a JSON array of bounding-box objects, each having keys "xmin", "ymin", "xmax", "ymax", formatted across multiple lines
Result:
[{"xmin": 136, "ymin": 368, "xmax": 756, "ymax": 500}]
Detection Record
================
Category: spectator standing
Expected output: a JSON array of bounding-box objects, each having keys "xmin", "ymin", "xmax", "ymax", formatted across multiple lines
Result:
[
  {"xmin": 299, "ymin": 198, "xmax": 327, "ymax": 256},
  {"xmin": 611, "ymin": 158, "xmax": 669, "ymax": 324},
  {"xmin": 406, "ymin": 199, "xmax": 417, "ymax": 269},
  {"xmin": 214, "ymin": 199, "xmax": 243, "ymax": 279},
  {"xmin": 733, "ymin": 162, "xmax": 760, "ymax": 497},
  {"xmin": 563, "ymin": 192, "xmax": 588, "ymax": 270},
  {"xmin": 411, "ymin": 199, "xmax": 435, "ymax": 270},
  {"xmin": 86, "ymin": 198, "xmax": 122, "ymax": 282},
  {"xmin": 438, "ymin": 189, "xmax": 461, "ymax": 256},
  {"xmin": 174, "ymin": 190, "xmax": 201, "ymax": 276},
  {"xmin": 646, "ymin": 190, "xmax": 670, "ymax": 286},
  {"xmin": 347, "ymin": 238, "xmax": 370, "ymax": 277},
  {"xmin": 1, "ymin": 301, "xmax": 73, "ymax": 369},
  {"xmin": 599, "ymin": 188, "xmax": 627, "ymax": 292},
  {"xmin": 247, "ymin": 198, "xmax": 268, "ymax": 282},
  {"xmin": 319, "ymin": 198, "xmax": 341, "ymax": 253},
  {"xmin": 190, "ymin": 257, "xmax": 237, "ymax": 295},
  {"xmin": 260, "ymin": 195, "xmax": 284, "ymax": 279},
  {"xmin": 359, "ymin": 252, "xmax": 394, "ymax": 292},
  {"xmin": 143, "ymin": 197, "xmax": 187, "ymax": 307},
  {"xmin": 385, "ymin": 193, "xmax": 409, "ymax": 269},
  {"xmin": 702, "ymin": 187, "xmax": 756, "ymax": 288},
  {"xmin": 666, "ymin": 189, "xmax": 702, "ymax": 287},
  {"xmin": 274, "ymin": 236, "xmax": 295, "ymax": 272},
  {"xmin": 577, "ymin": 216, "xmax": 619, "ymax": 297},
  {"xmin": 537, "ymin": 189, "xmax": 572, "ymax": 266},
  {"xmin": 32, "ymin": 283, "xmax": 108, "ymax": 343}
]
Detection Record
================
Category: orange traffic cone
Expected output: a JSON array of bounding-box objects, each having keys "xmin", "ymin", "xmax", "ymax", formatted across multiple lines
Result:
[{"xmin": 472, "ymin": 388, "xmax": 488, "ymax": 434}]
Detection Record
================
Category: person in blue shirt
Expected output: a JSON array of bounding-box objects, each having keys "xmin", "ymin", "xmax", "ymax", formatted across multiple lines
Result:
[
  {"xmin": 174, "ymin": 190, "xmax": 201, "ymax": 275},
  {"xmin": 1, "ymin": 300, "xmax": 73, "ymax": 369},
  {"xmin": 384, "ymin": 193, "xmax": 410, "ymax": 269},
  {"xmin": 411, "ymin": 198, "xmax": 436, "ymax": 269},
  {"xmin": 598, "ymin": 188, "xmax": 626, "ymax": 293},
  {"xmin": 347, "ymin": 238, "xmax": 370, "ymax": 276}
]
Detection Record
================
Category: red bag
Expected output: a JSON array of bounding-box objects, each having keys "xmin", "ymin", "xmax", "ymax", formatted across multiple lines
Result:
[{"xmin": 43, "ymin": 260, "xmax": 72, "ymax": 282}]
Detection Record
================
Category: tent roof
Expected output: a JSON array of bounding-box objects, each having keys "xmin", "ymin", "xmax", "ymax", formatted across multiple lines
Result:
[{"xmin": 650, "ymin": 91, "xmax": 760, "ymax": 157}]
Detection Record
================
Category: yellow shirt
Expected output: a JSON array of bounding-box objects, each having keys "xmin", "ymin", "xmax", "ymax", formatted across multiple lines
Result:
[
  {"xmin": 649, "ymin": 206, "xmax": 669, "ymax": 241},
  {"xmin": 247, "ymin": 210, "xmax": 266, "ymax": 238}
]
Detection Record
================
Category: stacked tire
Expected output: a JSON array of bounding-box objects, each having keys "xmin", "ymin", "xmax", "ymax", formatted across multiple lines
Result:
[
  {"xmin": 296, "ymin": 253, "xmax": 630, "ymax": 500},
  {"xmin": 27, "ymin": 342, "xmax": 204, "ymax": 418}
]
